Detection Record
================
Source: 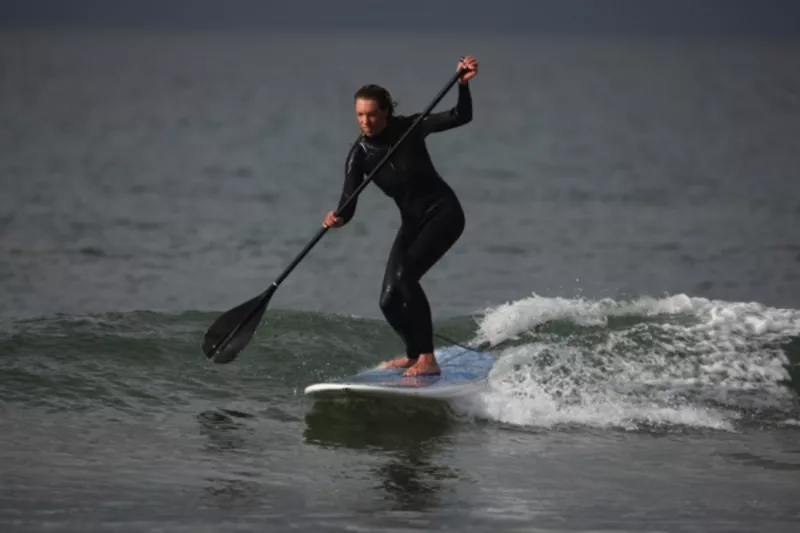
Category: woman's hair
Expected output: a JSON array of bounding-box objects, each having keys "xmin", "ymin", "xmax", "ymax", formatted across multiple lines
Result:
[{"xmin": 353, "ymin": 84, "xmax": 398, "ymax": 116}]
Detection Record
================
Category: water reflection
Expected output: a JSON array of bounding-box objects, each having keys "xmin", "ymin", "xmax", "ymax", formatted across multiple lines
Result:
[
  {"xmin": 195, "ymin": 407, "xmax": 288, "ymax": 513},
  {"xmin": 196, "ymin": 408, "xmax": 256, "ymax": 453},
  {"xmin": 716, "ymin": 451, "xmax": 800, "ymax": 472},
  {"xmin": 303, "ymin": 398, "xmax": 463, "ymax": 511}
]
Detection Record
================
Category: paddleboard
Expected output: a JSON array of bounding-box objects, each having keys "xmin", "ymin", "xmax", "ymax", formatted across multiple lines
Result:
[{"xmin": 304, "ymin": 345, "xmax": 495, "ymax": 401}]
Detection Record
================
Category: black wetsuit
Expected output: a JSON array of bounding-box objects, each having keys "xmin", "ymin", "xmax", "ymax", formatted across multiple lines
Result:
[{"xmin": 336, "ymin": 81, "xmax": 473, "ymax": 359}]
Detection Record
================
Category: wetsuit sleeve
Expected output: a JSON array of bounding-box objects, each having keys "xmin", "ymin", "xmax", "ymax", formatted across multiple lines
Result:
[
  {"xmin": 336, "ymin": 142, "xmax": 365, "ymax": 224},
  {"xmin": 420, "ymin": 81, "xmax": 472, "ymax": 135}
]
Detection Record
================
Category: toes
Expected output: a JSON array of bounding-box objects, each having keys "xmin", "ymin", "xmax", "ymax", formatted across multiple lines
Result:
[{"xmin": 403, "ymin": 366, "xmax": 441, "ymax": 377}]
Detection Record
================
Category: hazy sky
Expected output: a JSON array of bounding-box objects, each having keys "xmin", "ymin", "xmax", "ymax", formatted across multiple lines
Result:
[{"xmin": 2, "ymin": 0, "xmax": 799, "ymax": 35}]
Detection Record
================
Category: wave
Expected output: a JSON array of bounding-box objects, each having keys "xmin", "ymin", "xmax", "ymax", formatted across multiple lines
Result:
[
  {"xmin": 2, "ymin": 293, "xmax": 798, "ymax": 432},
  {"xmin": 457, "ymin": 293, "xmax": 800, "ymax": 431}
]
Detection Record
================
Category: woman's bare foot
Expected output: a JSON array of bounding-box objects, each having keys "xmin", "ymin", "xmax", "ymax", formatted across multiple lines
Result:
[
  {"xmin": 378, "ymin": 356, "xmax": 415, "ymax": 369},
  {"xmin": 403, "ymin": 353, "xmax": 441, "ymax": 377}
]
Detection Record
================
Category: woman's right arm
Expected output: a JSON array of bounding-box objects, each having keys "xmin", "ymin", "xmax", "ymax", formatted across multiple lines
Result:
[{"xmin": 324, "ymin": 142, "xmax": 364, "ymax": 228}]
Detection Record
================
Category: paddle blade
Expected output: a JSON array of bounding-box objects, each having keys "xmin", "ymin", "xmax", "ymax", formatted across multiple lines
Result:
[{"xmin": 202, "ymin": 285, "xmax": 276, "ymax": 364}]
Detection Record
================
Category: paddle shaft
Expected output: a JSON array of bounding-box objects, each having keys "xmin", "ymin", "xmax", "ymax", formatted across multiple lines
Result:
[{"xmin": 270, "ymin": 68, "xmax": 469, "ymax": 291}]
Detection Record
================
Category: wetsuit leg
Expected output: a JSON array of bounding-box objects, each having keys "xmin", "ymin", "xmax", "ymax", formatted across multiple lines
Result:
[
  {"xmin": 380, "ymin": 229, "xmax": 417, "ymax": 359},
  {"xmin": 379, "ymin": 196, "xmax": 466, "ymax": 359}
]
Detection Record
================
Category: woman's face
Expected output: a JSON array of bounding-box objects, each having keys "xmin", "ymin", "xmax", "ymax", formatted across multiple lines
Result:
[{"xmin": 355, "ymin": 97, "xmax": 388, "ymax": 137}]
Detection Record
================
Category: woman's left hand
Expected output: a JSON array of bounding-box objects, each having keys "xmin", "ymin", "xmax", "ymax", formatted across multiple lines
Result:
[{"xmin": 458, "ymin": 56, "xmax": 479, "ymax": 84}]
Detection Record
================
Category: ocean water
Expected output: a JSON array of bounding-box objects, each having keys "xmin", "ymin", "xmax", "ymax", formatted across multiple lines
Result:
[{"xmin": 1, "ymin": 30, "xmax": 799, "ymax": 532}]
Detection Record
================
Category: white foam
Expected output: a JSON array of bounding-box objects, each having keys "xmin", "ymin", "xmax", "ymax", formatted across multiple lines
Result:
[
  {"xmin": 460, "ymin": 293, "xmax": 800, "ymax": 431},
  {"xmin": 473, "ymin": 292, "xmax": 699, "ymax": 346}
]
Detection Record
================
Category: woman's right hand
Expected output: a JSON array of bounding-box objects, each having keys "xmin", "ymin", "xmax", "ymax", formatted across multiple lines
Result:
[{"xmin": 322, "ymin": 210, "xmax": 344, "ymax": 228}]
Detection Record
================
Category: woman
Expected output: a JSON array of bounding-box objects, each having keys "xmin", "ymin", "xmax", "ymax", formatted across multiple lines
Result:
[{"xmin": 323, "ymin": 56, "xmax": 479, "ymax": 376}]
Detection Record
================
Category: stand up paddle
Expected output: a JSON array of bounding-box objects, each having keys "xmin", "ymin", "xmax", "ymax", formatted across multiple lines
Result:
[{"xmin": 202, "ymin": 66, "xmax": 470, "ymax": 364}]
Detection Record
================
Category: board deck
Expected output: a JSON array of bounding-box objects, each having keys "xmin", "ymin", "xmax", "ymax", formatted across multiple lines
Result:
[{"xmin": 304, "ymin": 345, "xmax": 496, "ymax": 401}]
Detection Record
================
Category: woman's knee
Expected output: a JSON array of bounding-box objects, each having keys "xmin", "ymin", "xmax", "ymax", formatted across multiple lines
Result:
[{"xmin": 379, "ymin": 264, "xmax": 406, "ymax": 312}]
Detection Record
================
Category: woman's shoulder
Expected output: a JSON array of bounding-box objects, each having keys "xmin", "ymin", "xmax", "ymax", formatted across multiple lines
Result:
[
  {"xmin": 345, "ymin": 134, "xmax": 367, "ymax": 160},
  {"xmin": 394, "ymin": 113, "xmax": 417, "ymax": 125}
]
